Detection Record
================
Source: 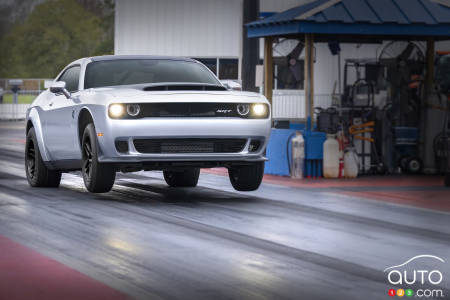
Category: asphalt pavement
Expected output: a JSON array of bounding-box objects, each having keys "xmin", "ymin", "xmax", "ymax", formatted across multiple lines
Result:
[{"xmin": 0, "ymin": 121, "xmax": 449, "ymax": 300}]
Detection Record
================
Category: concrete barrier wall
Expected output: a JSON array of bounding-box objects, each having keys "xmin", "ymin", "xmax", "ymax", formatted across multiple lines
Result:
[{"xmin": 0, "ymin": 104, "xmax": 30, "ymax": 120}]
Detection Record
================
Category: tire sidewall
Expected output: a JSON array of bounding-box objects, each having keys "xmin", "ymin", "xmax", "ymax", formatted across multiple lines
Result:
[
  {"xmin": 25, "ymin": 128, "xmax": 39, "ymax": 186},
  {"xmin": 228, "ymin": 162, "xmax": 264, "ymax": 191},
  {"xmin": 82, "ymin": 124, "xmax": 99, "ymax": 190}
]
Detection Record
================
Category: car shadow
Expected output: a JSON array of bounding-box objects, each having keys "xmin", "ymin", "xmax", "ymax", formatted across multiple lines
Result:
[{"xmin": 112, "ymin": 180, "xmax": 259, "ymax": 206}]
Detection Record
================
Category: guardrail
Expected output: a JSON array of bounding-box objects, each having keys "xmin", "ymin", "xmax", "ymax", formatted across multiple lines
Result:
[
  {"xmin": 272, "ymin": 90, "xmax": 334, "ymax": 120},
  {"xmin": 0, "ymin": 104, "xmax": 30, "ymax": 120},
  {"xmin": 0, "ymin": 91, "xmax": 39, "ymax": 120}
]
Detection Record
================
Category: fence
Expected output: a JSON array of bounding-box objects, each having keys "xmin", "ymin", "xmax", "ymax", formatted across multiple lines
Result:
[
  {"xmin": 0, "ymin": 90, "xmax": 40, "ymax": 120},
  {"xmin": 0, "ymin": 104, "xmax": 30, "ymax": 120},
  {"xmin": 0, "ymin": 78, "xmax": 52, "ymax": 92},
  {"xmin": 272, "ymin": 90, "xmax": 334, "ymax": 120}
]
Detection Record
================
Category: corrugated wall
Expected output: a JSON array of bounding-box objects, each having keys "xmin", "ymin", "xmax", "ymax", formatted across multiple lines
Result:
[{"xmin": 115, "ymin": 0, "xmax": 243, "ymax": 58}]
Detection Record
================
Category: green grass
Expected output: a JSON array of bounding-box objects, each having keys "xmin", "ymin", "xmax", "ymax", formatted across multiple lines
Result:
[{"xmin": 1, "ymin": 94, "xmax": 36, "ymax": 104}]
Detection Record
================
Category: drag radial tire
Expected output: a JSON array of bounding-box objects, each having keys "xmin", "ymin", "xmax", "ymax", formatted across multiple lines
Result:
[
  {"xmin": 445, "ymin": 173, "xmax": 450, "ymax": 187},
  {"xmin": 228, "ymin": 162, "xmax": 264, "ymax": 191},
  {"xmin": 82, "ymin": 124, "xmax": 116, "ymax": 193},
  {"xmin": 163, "ymin": 168, "xmax": 200, "ymax": 187},
  {"xmin": 25, "ymin": 127, "xmax": 61, "ymax": 187}
]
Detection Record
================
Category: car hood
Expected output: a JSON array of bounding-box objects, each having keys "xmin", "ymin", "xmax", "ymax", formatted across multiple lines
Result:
[{"xmin": 86, "ymin": 87, "xmax": 268, "ymax": 104}]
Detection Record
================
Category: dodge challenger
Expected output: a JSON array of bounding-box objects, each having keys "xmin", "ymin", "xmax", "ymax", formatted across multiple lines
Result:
[{"xmin": 25, "ymin": 56, "xmax": 271, "ymax": 193}]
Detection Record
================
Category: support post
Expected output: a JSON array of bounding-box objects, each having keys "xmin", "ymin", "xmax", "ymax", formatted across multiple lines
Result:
[
  {"xmin": 425, "ymin": 38, "xmax": 435, "ymax": 91},
  {"xmin": 419, "ymin": 39, "xmax": 435, "ymax": 157},
  {"xmin": 420, "ymin": 38, "xmax": 436, "ymax": 173},
  {"xmin": 263, "ymin": 36, "xmax": 273, "ymax": 104},
  {"xmin": 304, "ymin": 33, "xmax": 314, "ymax": 130},
  {"xmin": 241, "ymin": 0, "xmax": 259, "ymax": 92}
]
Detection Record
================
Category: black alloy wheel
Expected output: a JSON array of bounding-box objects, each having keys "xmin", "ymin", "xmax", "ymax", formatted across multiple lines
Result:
[
  {"xmin": 26, "ymin": 138, "xmax": 36, "ymax": 180},
  {"xmin": 81, "ymin": 123, "xmax": 116, "ymax": 193}
]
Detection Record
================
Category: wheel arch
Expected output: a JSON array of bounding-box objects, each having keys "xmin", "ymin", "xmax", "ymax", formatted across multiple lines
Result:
[
  {"xmin": 27, "ymin": 108, "xmax": 53, "ymax": 163},
  {"xmin": 77, "ymin": 107, "xmax": 95, "ymax": 148},
  {"xmin": 26, "ymin": 119, "xmax": 33, "ymax": 133}
]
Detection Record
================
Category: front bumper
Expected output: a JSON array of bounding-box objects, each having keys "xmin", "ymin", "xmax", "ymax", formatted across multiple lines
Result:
[{"xmin": 95, "ymin": 118, "xmax": 271, "ymax": 163}]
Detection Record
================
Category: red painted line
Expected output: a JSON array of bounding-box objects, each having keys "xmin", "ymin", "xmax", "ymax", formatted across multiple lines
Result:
[
  {"xmin": 201, "ymin": 168, "xmax": 444, "ymax": 189},
  {"xmin": 0, "ymin": 235, "xmax": 128, "ymax": 300},
  {"xmin": 338, "ymin": 190, "xmax": 450, "ymax": 212},
  {"xmin": 8, "ymin": 138, "xmax": 26, "ymax": 144},
  {"xmin": 201, "ymin": 168, "xmax": 450, "ymax": 212}
]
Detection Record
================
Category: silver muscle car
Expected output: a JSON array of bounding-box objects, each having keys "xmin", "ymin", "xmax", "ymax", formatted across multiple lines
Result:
[{"xmin": 25, "ymin": 56, "xmax": 271, "ymax": 193}]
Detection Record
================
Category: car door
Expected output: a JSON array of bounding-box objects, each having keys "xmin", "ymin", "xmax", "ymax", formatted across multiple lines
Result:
[{"xmin": 43, "ymin": 65, "xmax": 81, "ymax": 161}]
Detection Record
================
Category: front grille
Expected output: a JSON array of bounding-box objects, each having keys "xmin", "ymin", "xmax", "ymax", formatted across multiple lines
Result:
[
  {"xmin": 113, "ymin": 103, "xmax": 268, "ymax": 119},
  {"xmin": 133, "ymin": 138, "xmax": 247, "ymax": 154},
  {"xmin": 139, "ymin": 103, "xmax": 238, "ymax": 118}
]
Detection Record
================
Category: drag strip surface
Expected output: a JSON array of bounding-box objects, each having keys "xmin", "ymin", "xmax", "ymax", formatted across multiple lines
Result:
[{"xmin": 0, "ymin": 122, "xmax": 449, "ymax": 300}]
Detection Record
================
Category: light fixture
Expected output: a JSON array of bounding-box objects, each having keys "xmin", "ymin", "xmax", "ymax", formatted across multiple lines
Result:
[
  {"xmin": 237, "ymin": 104, "xmax": 250, "ymax": 116},
  {"xmin": 252, "ymin": 103, "xmax": 267, "ymax": 116},
  {"xmin": 127, "ymin": 104, "xmax": 141, "ymax": 117},
  {"xmin": 109, "ymin": 104, "xmax": 125, "ymax": 118}
]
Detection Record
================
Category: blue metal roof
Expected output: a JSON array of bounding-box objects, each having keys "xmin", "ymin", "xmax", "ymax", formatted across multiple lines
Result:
[{"xmin": 247, "ymin": 0, "xmax": 450, "ymax": 39}]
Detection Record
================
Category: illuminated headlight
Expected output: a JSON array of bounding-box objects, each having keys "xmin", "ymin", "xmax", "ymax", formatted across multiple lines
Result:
[
  {"xmin": 109, "ymin": 104, "xmax": 125, "ymax": 118},
  {"xmin": 127, "ymin": 104, "xmax": 141, "ymax": 117},
  {"xmin": 252, "ymin": 103, "xmax": 267, "ymax": 116}
]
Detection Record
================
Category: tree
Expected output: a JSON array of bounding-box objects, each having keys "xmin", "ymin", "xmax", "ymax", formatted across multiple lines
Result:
[{"xmin": 0, "ymin": 0, "xmax": 111, "ymax": 78}]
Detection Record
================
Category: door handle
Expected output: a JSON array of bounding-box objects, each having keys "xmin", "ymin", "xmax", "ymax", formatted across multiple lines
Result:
[{"xmin": 49, "ymin": 102, "xmax": 53, "ymax": 107}]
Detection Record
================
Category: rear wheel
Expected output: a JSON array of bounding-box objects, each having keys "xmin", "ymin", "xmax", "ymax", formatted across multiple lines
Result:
[
  {"xmin": 445, "ymin": 172, "xmax": 450, "ymax": 187},
  {"xmin": 25, "ymin": 127, "xmax": 61, "ymax": 187},
  {"xmin": 163, "ymin": 168, "xmax": 200, "ymax": 187},
  {"xmin": 82, "ymin": 124, "xmax": 116, "ymax": 193},
  {"xmin": 228, "ymin": 162, "xmax": 264, "ymax": 191}
]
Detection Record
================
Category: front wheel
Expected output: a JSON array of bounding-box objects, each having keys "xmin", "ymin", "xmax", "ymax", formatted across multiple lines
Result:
[
  {"xmin": 82, "ymin": 124, "xmax": 116, "ymax": 193},
  {"xmin": 445, "ymin": 172, "xmax": 450, "ymax": 187},
  {"xmin": 228, "ymin": 162, "xmax": 264, "ymax": 191},
  {"xmin": 163, "ymin": 168, "xmax": 200, "ymax": 187}
]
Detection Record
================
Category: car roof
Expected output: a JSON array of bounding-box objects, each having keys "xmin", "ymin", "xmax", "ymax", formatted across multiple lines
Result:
[{"xmin": 89, "ymin": 55, "xmax": 196, "ymax": 62}]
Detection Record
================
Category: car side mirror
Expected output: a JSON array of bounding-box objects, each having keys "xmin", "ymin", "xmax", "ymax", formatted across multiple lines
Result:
[{"xmin": 50, "ymin": 81, "xmax": 71, "ymax": 99}]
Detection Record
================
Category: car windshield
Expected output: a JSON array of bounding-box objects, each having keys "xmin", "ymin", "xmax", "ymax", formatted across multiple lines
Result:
[{"xmin": 84, "ymin": 59, "xmax": 220, "ymax": 89}]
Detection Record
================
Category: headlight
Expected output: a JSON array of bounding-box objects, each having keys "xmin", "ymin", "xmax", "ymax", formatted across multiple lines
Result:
[
  {"xmin": 109, "ymin": 104, "xmax": 125, "ymax": 118},
  {"xmin": 252, "ymin": 103, "xmax": 267, "ymax": 116},
  {"xmin": 127, "ymin": 104, "xmax": 141, "ymax": 117},
  {"xmin": 237, "ymin": 104, "xmax": 250, "ymax": 116}
]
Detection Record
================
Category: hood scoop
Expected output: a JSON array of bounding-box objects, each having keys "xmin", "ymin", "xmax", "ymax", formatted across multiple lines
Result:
[{"xmin": 143, "ymin": 84, "xmax": 227, "ymax": 91}]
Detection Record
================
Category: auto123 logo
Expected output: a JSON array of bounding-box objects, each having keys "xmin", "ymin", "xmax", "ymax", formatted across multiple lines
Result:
[{"xmin": 384, "ymin": 255, "xmax": 446, "ymax": 298}]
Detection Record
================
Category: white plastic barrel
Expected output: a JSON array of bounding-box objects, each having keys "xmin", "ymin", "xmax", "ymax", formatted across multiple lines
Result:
[
  {"xmin": 291, "ymin": 133, "xmax": 304, "ymax": 179},
  {"xmin": 323, "ymin": 134, "xmax": 339, "ymax": 178},
  {"xmin": 344, "ymin": 147, "xmax": 359, "ymax": 178}
]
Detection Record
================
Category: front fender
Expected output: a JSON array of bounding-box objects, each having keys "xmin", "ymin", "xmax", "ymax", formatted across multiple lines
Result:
[
  {"xmin": 27, "ymin": 107, "xmax": 53, "ymax": 163},
  {"xmin": 75, "ymin": 104, "xmax": 108, "ymax": 155}
]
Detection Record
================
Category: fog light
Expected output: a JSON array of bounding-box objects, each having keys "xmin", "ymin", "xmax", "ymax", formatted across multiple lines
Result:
[
  {"xmin": 252, "ymin": 103, "xmax": 266, "ymax": 116},
  {"xmin": 237, "ymin": 104, "xmax": 250, "ymax": 116},
  {"xmin": 127, "ymin": 104, "xmax": 141, "ymax": 117},
  {"xmin": 249, "ymin": 140, "xmax": 261, "ymax": 152},
  {"xmin": 109, "ymin": 104, "xmax": 125, "ymax": 118}
]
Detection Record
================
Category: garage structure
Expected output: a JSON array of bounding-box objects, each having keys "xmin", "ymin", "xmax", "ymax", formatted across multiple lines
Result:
[
  {"xmin": 247, "ymin": 0, "xmax": 450, "ymax": 177},
  {"xmin": 114, "ymin": 0, "xmax": 303, "ymax": 82},
  {"xmin": 115, "ymin": 0, "xmax": 450, "ymax": 121}
]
